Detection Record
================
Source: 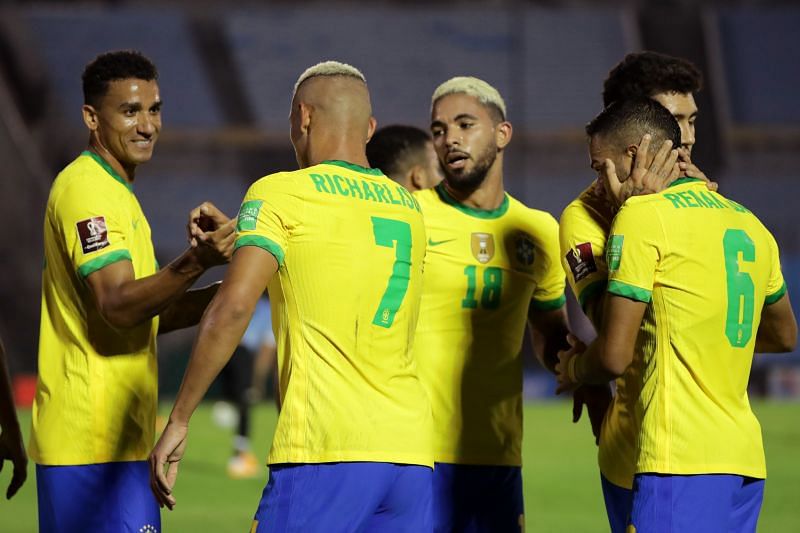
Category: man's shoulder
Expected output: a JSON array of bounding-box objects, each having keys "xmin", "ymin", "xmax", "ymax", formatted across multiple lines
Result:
[
  {"xmin": 505, "ymin": 194, "xmax": 558, "ymax": 234},
  {"xmin": 50, "ymin": 153, "xmax": 124, "ymax": 207}
]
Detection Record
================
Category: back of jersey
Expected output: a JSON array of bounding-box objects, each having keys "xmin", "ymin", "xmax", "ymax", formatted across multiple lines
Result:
[
  {"xmin": 235, "ymin": 160, "xmax": 431, "ymax": 467},
  {"xmin": 607, "ymin": 178, "xmax": 786, "ymax": 478}
]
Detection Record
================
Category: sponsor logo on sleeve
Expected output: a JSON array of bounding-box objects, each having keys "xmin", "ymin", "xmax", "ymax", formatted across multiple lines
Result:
[
  {"xmin": 76, "ymin": 216, "xmax": 109, "ymax": 254},
  {"xmin": 565, "ymin": 242, "xmax": 597, "ymax": 282},
  {"xmin": 237, "ymin": 200, "xmax": 263, "ymax": 232},
  {"xmin": 606, "ymin": 235, "xmax": 624, "ymax": 272}
]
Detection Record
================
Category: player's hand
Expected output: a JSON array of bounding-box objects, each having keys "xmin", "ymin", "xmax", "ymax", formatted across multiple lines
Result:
[
  {"xmin": 0, "ymin": 425, "xmax": 27, "ymax": 499},
  {"xmin": 187, "ymin": 202, "xmax": 231, "ymax": 248},
  {"xmin": 555, "ymin": 334, "xmax": 586, "ymax": 394},
  {"xmin": 603, "ymin": 134, "xmax": 681, "ymax": 207},
  {"xmin": 193, "ymin": 219, "xmax": 237, "ymax": 268},
  {"xmin": 572, "ymin": 384, "xmax": 612, "ymax": 445},
  {"xmin": 677, "ymin": 148, "xmax": 718, "ymax": 192},
  {"xmin": 149, "ymin": 421, "xmax": 189, "ymax": 511}
]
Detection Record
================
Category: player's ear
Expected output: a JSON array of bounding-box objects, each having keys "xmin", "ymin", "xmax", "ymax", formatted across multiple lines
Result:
[
  {"xmin": 496, "ymin": 121, "xmax": 513, "ymax": 149},
  {"xmin": 82, "ymin": 104, "xmax": 99, "ymax": 132},
  {"xmin": 408, "ymin": 165, "xmax": 424, "ymax": 192},
  {"xmin": 366, "ymin": 116, "xmax": 377, "ymax": 143},
  {"xmin": 626, "ymin": 144, "xmax": 638, "ymax": 158}
]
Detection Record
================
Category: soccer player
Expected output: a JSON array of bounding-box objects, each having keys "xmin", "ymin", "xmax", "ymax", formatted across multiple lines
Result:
[
  {"xmin": 558, "ymin": 51, "xmax": 708, "ymax": 532},
  {"xmin": 30, "ymin": 50, "xmax": 234, "ymax": 532},
  {"xmin": 367, "ymin": 124, "xmax": 443, "ymax": 191},
  {"xmin": 0, "ymin": 336, "xmax": 27, "ymax": 500},
  {"xmin": 149, "ymin": 61, "xmax": 433, "ymax": 532},
  {"xmin": 556, "ymin": 97, "xmax": 797, "ymax": 531},
  {"xmin": 413, "ymin": 76, "xmax": 599, "ymax": 531}
]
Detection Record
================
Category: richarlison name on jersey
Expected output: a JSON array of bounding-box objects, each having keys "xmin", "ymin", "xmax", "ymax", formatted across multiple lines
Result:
[
  {"xmin": 309, "ymin": 173, "xmax": 421, "ymax": 212},
  {"xmin": 662, "ymin": 189, "xmax": 750, "ymax": 212}
]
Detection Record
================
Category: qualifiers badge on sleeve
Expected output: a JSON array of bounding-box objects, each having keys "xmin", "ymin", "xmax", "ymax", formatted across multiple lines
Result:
[
  {"xmin": 76, "ymin": 216, "xmax": 110, "ymax": 255},
  {"xmin": 565, "ymin": 242, "xmax": 597, "ymax": 282}
]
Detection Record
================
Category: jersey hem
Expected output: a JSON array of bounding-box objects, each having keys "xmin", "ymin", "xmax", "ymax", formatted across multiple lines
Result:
[
  {"xmin": 431, "ymin": 453, "xmax": 522, "ymax": 467},
  {"xmin": 77, "ymin": 249, "xmax": 132, "ymax": 279},
  {"xmin": 607, "ymin": 280, "xmax": 652, "ymax": 303},
  {"xmin": 267, "ymin": 450, "xmax": 433, "ymax": 468},
  {"xmin": 234, "ymin": 235, "xmax": 285, "ymax": 266},
  {"xmin": 636, "ymin": 466, "xmax": 766, "ymax": 479}
]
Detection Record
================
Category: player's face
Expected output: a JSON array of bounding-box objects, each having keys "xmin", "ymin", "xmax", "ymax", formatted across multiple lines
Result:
[
  {"xmin": 651, "ymin": 91, "xmax": 697, "ymax": 155},
  {"xmin": 88, "ymin": 79, "xmax": 161, "ymax": 169},
  {"xmin": 589, "ymin": 133, "xmax": 632, "ymax": 208},
  {"xmin": 430, "ymin": 93, "xmax": 500, "ymax": 192}
]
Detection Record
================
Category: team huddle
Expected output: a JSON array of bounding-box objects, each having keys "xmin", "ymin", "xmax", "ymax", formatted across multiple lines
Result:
[{"xmin": 16, "ymin": 48, "xmax": 797, "ymax": 533}]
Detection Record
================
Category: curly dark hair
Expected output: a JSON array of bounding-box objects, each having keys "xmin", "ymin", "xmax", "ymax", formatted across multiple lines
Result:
[
  {"xmin": 586, "ymin": 97, "xmax": 681, "ymax": 151},
  {"xmin": 82, "ymin": 50, "xmax": 158, "ymax": 106},
  {"xmin": 367, "ymin": 125, "xmax": 431, "ymax": 180},
  {"xmin": 603, "ymin": 51, "xmax": 703, "ymax": 107}
]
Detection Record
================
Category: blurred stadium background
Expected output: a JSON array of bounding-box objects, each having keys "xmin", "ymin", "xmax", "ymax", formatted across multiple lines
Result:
[{"xmin": 0, "ymin": 0, "xmax": 798, "ymax": 530}]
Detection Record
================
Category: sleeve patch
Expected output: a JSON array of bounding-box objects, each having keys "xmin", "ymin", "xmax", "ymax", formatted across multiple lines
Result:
[
  {"xmin": 565, "ymin": 242, "xmax": 597, "ymax": 282},
  {"xmin": 606, "ymin": 234, "xmax": 624, "ymax": 272},
  {"xmin": 237, "ymin": 200, "xmax": 263, "ymax": 232},
  {"xmin": 76, "ymin": 216, "xmax": 110, "ymax": 255}
]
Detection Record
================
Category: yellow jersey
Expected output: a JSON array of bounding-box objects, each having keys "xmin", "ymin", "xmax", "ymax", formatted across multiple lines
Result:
[
  {"xmin": 559, "ymin": 184, "xmax": 640, "ymax": 489},
  {"xmin": 412, "ymin": 184, "xmax": 566, "ymax": 466},
  {"xmin": 607, "ymin": 177, "xmax": 787, "ymax": 478},
  {"xmin": 31, "ymin": 151, "xmax": 158, "ymax": 465},
  {"xmin": 235, "ymin": 160, "xmax": 432, "ymax": 467}
]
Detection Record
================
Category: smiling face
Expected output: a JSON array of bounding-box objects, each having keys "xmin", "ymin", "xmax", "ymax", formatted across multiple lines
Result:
[
  {"xmin": 430, "ymin": 93, "xmax": 503, "ymax": 193},
  {"xmin": 651, "ymin": 91, "xmax": 697, "ymax": 155},
  {"xmin": 84, "ymin": 78, "xmax": 161, "ymax": 173}
]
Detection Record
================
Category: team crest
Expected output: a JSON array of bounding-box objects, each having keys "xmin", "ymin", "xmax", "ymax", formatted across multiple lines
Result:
[
  {"xmin": 471, "ymin": 233, "xmax": 495, "ymax": 264},
  {"xmin": 515, "ymin": 233, "xmax": 535, "ymax": 267}
]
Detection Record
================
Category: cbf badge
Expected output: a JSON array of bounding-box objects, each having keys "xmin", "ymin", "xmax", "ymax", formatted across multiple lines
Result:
[
  {"xmin": 606, "ymin": 234, "xmax": 624, "ymax": 272},
  {"xmin": 471, "ymin": 233, "xmax": 495, "ymax": 264},
  {"xmin": 515, "ymin": 233, "xmax": 535, "ymax": 267}
]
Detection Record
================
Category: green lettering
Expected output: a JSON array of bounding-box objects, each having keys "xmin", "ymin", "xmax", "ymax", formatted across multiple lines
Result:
[
  {"xmin": 362, "ymin": 180, "xmax": 377, "ymax": 201},
  {"xmin": 383, "ymin": 184, "xmax": 402, "ymax": 205},
  {"xmin": 727, "ymin": 200, "xmax": 750, "ymax": 213},
  {"xmin": 678, "ymin": 191, "xmax": 699, "ymax": 208},
  {"xmin": 395, "ymin": 186, "xmax": 411, "ymax": 208},
  {"xmin": 699, "ymin": 190, "xmax": 725, "ymax": 209},
  {"xmin": 332, "ymin": 174, "xmax": 349, "ymax": 196},
  {"xmin": 345, "ymin": 177, "xmax": 364, "ymax": 199},
  {"xmin": 324, "ymin": 174, "xmax": 337, "ymax": 195},
  {"xmin": 663, "ymin": 193, "xmax": 685, "ymax": 208},
  {"xmin": 372, "ymin": 182, "xmax": 389, "ymax": 203},
  {"xmin": 309, "ymin": 174, "xmax": 330, "ymax": 193},
  {"xmin": 687, "ymin": 190, "xmax": 710, "ymax": 208}
]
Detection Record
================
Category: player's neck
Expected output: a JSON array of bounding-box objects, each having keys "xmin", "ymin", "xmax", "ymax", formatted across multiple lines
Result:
[
  {"xmin": 444, "ymin": 162, "xmax": 505, "ymax": 210},
  {"xmin": 86, "ymin": 140, "xmax": 136, "ymax": 183},
  {"xmin": 307, "ymin": 136, "xmax": 370, "ymax": 169}
]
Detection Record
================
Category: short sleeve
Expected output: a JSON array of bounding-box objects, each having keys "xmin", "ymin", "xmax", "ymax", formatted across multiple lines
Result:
[
  {"xmin": 56, "ymin": 180, "xmax": 131, "ymax": 279},
  {"xmin": 606, "ymin": 202, "xmax": 663, "ymax": 303},
  {"xmin": 234, "ymin": 175, "xmax": 299, "ymax": 267},
  {"xmin": 559, "ymin": 201, "xmax": 611, "ymax": 313},
  {"xmin": 764, "ymin": 231, "xmax": 787, "ymax": 305},
  {"xmin": 530, "ymin": 213, "xmax": 567, "ymax": 310}
]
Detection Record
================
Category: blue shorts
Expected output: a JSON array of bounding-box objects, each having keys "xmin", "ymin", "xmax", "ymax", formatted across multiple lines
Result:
[
  {"xmin": 252, "ymin": 462, "xmax": 432, "ymax": 532},
  {"xmin": 36, "ymin": 461, "xmax": 160, "ymax": 533},
  {"xmin": 432, "ymin": 463, "xmax": 524, "ymax": 533},
  {"xmin": 630, "ymin": 473, "xmax": 765, "ymax": 533},
  {"xmin": 600, "ymin": 473, "xmax": 633, "ymax": 533}
]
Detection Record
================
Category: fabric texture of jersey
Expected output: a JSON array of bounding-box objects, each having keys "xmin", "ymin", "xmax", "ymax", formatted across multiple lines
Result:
[
  {"xmin": 251, "ymin": 462, "xmax": 432, "ymax": 533},
  {"xmin": 559, "ymin": 183, "xmax": 639, "ymax": 489},
  {"xmin": 413, "ymin": 183, "xmax": 565, "ymax": 466},
  {"xmin": 31, "ymin": 151, "xmax": 158, "ymax": 465},
  {"xmin": 36, "ymin": 461, "xmax": 161, "ymax": 533},
  {"xmin": 235, "ymin": 160, "xmax": 432, "ymax": 467},
  {"xmin": 607, "ymin": 178, "xmax": 786, "ymax": 478}
]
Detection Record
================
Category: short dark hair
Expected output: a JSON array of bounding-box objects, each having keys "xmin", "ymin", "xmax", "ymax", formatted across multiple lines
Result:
[
  {"xmin": 82, "ymin": 50, "xmax": 158, "ymax": 106},
  {"xmin": 603, "ymin": 51, "xmax": 703, "ymax": 107},
  {"xmin": 586, "ymin": 97, "xmax": 681, "ymax": 151},
  {"xmin": 367, "ymin": 125, "xmax": 431, "ymax": 180}
]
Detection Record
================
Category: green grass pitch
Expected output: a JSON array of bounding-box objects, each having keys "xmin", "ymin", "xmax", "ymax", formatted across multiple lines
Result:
[{"xmin": 1, "ymin": 401, "xmax": 798, "ymax": 531}]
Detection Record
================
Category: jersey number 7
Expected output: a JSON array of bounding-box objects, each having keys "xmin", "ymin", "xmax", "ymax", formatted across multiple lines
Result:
[{"xmin": 371, "ymin": 216, "xmax": 412, "ymax": 328}]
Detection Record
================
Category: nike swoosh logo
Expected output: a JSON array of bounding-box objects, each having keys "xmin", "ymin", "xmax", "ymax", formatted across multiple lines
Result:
[
  {"xmin": 132, "ymin": 220, "xmax": 139, "ymax": 230},
  {"xmin": 428, "ymin": 238, "xmax": 455, "ymax": 247}
]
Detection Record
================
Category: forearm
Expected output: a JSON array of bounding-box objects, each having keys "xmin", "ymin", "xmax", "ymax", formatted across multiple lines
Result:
[
  {"xmin": 158, "ymin": 282, "xmax": 221, "ymax": 335},
  {"xmin": 169, "ymin": 294, "xmax": 254, "ymax": 424},
  {"xmin": 571, "ymin": 341, "xmax": 621, "ymax": 385},
  {"xmin": 0, "ymin": 341, "xmax": 21, "ymax": 432},
  {"xmin": 528, "ymin": 305, "xmax": 570, "ymax": 373},
  {"xmin": 99, "ymin": 249, "xmax": 207, "ymax": 329}
]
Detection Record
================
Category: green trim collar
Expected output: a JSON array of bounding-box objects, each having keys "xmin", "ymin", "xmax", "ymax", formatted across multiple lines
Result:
[
  {"xmin": 435, "ymin": 183, "xmax": 510, "ymax": 219},
  {"xmin": 607, "ymin": 280, "xmax": 652, "ymax": 303},
  {"xmin": 531, "ymin": 294, "xmax": 566, "ymax": 311},
  {"xmin": 321, "ymin": 160, "xmax": 384, "ymax": 176},
  {"xmin": 234, "ymin": 235, "xmax": 285, "ymax": 266},
  {"xmin": 765, "ymin": 282, "xmax": 787, "ymax": 305},
  {"xmin": 78, "ymin": 250, "xmax": 132, "ymax": 279},
  {"xmin": 667, "ymin": 177, "xmax": 704, "ymax": 189},
  {"xmin": 82, "ymin": 150, "xmax": 133, "ymax": 192}
]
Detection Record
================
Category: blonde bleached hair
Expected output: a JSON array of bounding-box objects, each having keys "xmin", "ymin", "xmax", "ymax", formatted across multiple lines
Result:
[
  {"xmin": 431, "ymin": 76, "xmax": 507, "ymax": 120},
  {"xmin": 293, "ymin": 60, "xmax": 367, "ymax": 99}
]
